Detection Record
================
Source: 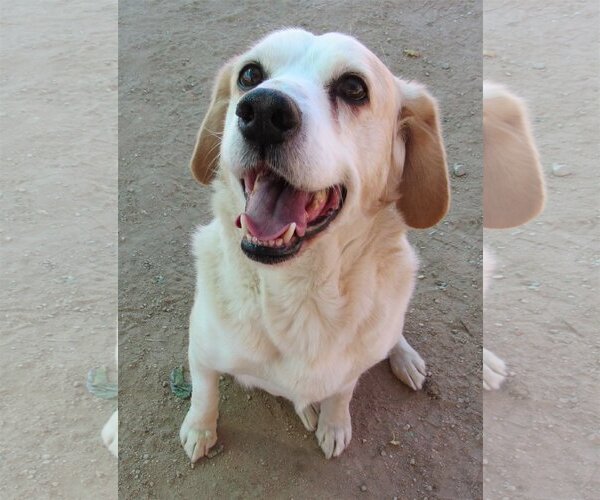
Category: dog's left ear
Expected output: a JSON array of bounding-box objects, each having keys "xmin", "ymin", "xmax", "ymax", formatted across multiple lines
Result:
[
  {"xmin": 190, "ymin": 59, "xmax": 235, "ymax": 184},
  {"xmin": 393, "ymin": 80, "xmax": 450, "ymax": 228}
]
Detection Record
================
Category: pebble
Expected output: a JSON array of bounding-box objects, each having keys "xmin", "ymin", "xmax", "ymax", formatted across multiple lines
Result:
[
  {"xmin": 532, "ymin": 62, "xmax": 546, "ymax": 70},
  {"xmin": 552, "ymin": 163, "xmax": 572, "ymax": 177},
  {"xmin": 403, "ymin": 424, "xmax": 411, "ymax": 431},
  {"xmin": 453, "ymin": 163, "xmax": 466, "ymax": 177},
  {"xmin": 143, "ymin": 453, "xmax": 150, "ymax": 460},
  {"xmin": 441, "ymin": 62, "xmax": 450, "ymax": 70},
  {"xmin": 360, "ymin": 484, "xmax": 367, "ymax": 492},
  {"xmin": 410, "ymin": 458, "xmax": 416, "ymax": 465}
]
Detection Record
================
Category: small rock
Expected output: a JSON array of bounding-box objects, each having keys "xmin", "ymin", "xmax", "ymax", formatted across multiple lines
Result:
[
  {"xmin": 410, "ymin": 458, "xmax": 416, "ymax": 465},
  {"xmin": 360, "ymin": 484, "xmax": 367, "ymax": 492},
  {"xmin": 441, "ymin": 62, "xmax": 450, "ymax": 70},
  {"xmin": 380, "ymin": 449, "xmax": 387, "ymax": 457},
  {"xmin": 532, "ymin": 62, "xmax": 546, "ymax": 70},
  {"xmin": 143, "ymin": 453, "xmax": 150, "ymax": 460},
  {"xmin": 552, "ymin": 163, "xmax": 572, "ymax": 177},
  {"xmin": 453, "ymin": 163, "xmax": 466, "ymax": 177},
  {"xmin": 403, "ymin": 424, "xmax": 411, "ymax": 431}
]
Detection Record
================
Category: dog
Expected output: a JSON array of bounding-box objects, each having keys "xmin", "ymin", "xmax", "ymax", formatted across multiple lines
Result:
[
  {"xmin": 483, "ymin": 81, "xmax": 545, "ymax": 390},
  {"xmin": 180, "ymin": 29, "xmax": 450, "ymax": 461}
]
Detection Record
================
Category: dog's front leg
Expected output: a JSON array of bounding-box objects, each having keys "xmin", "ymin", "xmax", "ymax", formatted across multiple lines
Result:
[
  {"xmin": 389, "ymin": 334, "xmax": 427, "ymax": 390},
  {"xmin": 179, "ymin": 357, "xmax": 219, "ymax": 463},
  {"xmin": 315, "ymin": 380, "xmax": 356, "ymax": 459}
]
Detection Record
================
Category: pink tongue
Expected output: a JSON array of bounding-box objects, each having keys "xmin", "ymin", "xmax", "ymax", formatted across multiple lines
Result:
[{"xmin": 244, "ymin": 177, "xmax": 310, "ymax": 240}]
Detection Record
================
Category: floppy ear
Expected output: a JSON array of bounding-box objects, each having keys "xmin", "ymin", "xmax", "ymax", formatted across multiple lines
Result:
[
  {"xmin": 190, "ymin": 60, "xmax": 235, "ymax": 184},
  {"xmin": 394, "ymin": 80, "xmax": 450, "ymax": 229},
  {"xmin": 483, "ymin": 82, "xmax": 545, "ymax": 228}
]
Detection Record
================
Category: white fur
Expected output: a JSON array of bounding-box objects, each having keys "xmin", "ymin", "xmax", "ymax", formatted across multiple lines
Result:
[
  {"xmin": 181, "ymin": 30, "xmax": 448, "ymax": 461},
  {"xmin": 102, "ymin": 343, "xmax": 118, "ymax": 457}
]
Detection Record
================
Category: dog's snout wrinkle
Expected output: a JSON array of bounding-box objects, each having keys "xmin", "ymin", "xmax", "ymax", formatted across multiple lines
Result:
[{"xmin": 236, "ymin": 88, "xmax": 301, "ymax": 146}]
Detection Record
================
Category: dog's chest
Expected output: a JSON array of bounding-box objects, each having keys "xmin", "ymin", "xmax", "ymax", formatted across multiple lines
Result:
[{"xmin": 192, "ymin": 270, "xmax": 396, "ymax": 406}]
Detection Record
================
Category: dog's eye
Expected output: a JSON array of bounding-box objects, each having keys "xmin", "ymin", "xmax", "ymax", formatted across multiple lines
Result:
[
  {"xmin": 336, "ymin": 75, "xmax": 368, "ymax": 103},
  {"xmin": 238, "ymin": 64, "xmax": 264, "ymax": 89}
]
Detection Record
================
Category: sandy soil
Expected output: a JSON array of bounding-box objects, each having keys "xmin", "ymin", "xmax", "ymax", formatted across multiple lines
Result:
[
  {"xmin": 483, "ymin": 1, "xmax": 599, "ymax": 499},
  {"xmin": 118, "ymin": 1, "xmax": 484, "ymax": 498},
  {"xmin": 0, "ymin": 1, "xmax": 118, "ymax": 499}
]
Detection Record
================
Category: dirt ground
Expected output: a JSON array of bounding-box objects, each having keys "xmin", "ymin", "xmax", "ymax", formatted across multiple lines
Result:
[
  {"xmin": 118, "ymin": 1, "xmax": 484, "ymax": 498},
  {"xmin": 482, "ymin": 2, "xmax": 599, "ymax": 499},
  {"xmin": 0, "ymin": 1, "xmax": 118, "ymax": 499}
]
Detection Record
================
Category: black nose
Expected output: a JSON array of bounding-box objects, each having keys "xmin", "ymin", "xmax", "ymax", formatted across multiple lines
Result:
[{"xmin": 236, "ymin": 88, "xmax": 301, "ymax": 146}]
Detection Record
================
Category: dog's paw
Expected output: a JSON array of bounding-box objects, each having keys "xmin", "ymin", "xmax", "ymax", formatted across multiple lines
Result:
[
  {"xmin": 296, "ymin": 403, "xmax": 320, "ymax": 431},
  {"xmin": 180, "ymin": 410, "xmax": 218, "ymax": 463},
  {"xmin": 316, "ymin": 411, "xmax": 352, "ymax": 459},
  {"xmin": 102, "ymin": 410, "xmax": 118, "ymax": 457},
  {"xmin": 389, "ymin": 343, "xmax": 427, "ymax": 390},
  {"xmin": 483, "ymin": 348, "xmax": 507, "ymax": 390}
]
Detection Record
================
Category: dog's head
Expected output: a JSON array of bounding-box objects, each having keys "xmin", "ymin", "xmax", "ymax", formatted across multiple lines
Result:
[
  {"xmin": 483, "ymin": 81, "xmax": 545, "ymax": 229},
  {"xmin": 191, "ymin": 29, "xmax": 449, "ymax": 264}
]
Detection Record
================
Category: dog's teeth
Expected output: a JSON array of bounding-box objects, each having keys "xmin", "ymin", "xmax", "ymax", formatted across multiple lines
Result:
[
  {"xmin": 240, "ymin": 213, "xmax": 248, "ymax": 233},
  {"xmin": 308, "ymin": 189, "xmax": 328, "ymax": 212},
  {"xmin": 317, "ymin": 189, "xmax": 328, "ymax": 202},
  {"xmin": 282, "ymin": 223, "xmax": 296, "ymax": 244},
  {"xmin": 275, "ymin": 238, "xmax": 283, "ymax": 247}
]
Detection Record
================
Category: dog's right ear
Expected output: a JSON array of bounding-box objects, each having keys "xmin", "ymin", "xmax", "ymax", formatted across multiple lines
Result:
[
  {"xmin": 483, "ymin": 82, "xmax": 545, "ymax": 228},
  {"xmin": 190, "ymin": 60, "xmax": 235, "ymax": 184}
]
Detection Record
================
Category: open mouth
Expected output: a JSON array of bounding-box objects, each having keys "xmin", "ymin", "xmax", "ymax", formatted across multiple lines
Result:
[{"xmin": 234, "ymin": 168, "xmax": 346, "ymax": 264}]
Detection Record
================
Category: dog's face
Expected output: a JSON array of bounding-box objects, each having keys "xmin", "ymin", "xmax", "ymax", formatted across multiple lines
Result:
[{"xmin": 191, "ymin": 29, "xmax": 449, "ymax": 264}]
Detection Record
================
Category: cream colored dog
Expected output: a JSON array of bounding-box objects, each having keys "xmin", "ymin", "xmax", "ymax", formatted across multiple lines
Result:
[
  {"xmin": 180, "ymin": 29, "xmax": 450, "ymax": 461},
  {"xmin": 483, "ymin": 81, "xmax": 545, "ymax": 390}
]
